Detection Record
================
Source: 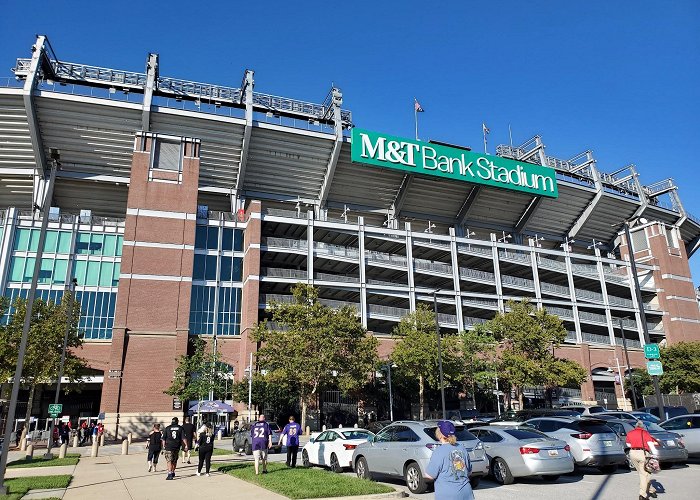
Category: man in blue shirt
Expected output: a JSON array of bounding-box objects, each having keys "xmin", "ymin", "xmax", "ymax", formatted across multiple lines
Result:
[
  {"xmin": 426, "ymin": 420, "xmax": 474, "ymax": 500},
  {"xmin": 250, "ymin": 414, "xmax": 272, "ymax": 475},
  {"xmin": 280, "ymin": 415, "xmax": 302, "ymax": 467}
]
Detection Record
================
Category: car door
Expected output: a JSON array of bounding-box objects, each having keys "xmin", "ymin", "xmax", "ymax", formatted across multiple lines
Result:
[
  {"xmin": 682, "ymin": 417, "xmax": 700, "ymax": 455},
  {"xmin": 322, "ymin": 431, "xmax": 339, "ymax": 465},
  {"xmin": 366, "ymin": 426, "xmax": 395, "ymax": 474},
  {"xmin": 391, "ymin": 425, "xmax": 422, "ymax": 475},
  {"xmin": 309, "ymin": 431, "xmax": 327, "ymax": 465},
  {"xmin": 474, "ymin": 429, "xmax": 503, "ymax": 458}
]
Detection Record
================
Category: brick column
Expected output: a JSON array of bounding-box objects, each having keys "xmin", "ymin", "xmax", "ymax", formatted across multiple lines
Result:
[{"xmin": 100, "ymin": 133, "xmax": 200, "ymax": 439}]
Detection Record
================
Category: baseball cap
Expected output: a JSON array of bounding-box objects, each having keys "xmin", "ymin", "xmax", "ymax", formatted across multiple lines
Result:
[{"xmin": 437, "ymin": 420, "xmax": 456, "ymax": 437}]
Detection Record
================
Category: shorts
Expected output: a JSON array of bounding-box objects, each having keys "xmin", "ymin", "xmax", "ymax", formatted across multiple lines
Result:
[
  {"xmin": 164, "ymin": 450, "xmax": 179, "ymax": 464},
  {"xmin": 252, "ymin": 449, "xmax": 268, "ymax": 461}
]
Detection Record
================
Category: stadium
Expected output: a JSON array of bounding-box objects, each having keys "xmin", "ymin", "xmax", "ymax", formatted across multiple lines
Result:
[{"xmin": 1, "ymin": 36, "xmax": 699, "ymax": 436}]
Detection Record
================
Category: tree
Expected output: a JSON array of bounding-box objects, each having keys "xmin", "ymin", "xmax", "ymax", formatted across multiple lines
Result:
[
  {"xmin": 658, "ymin": 342, "xmax": 700, "ymax": 394},
  {"xmin": 391, "ymin": 304, "xmax": 462, "ymax": 420},
  {"xmin": 460, "ymin": 326, "xmax": 497, "ymax": 409},
  {"xmin": 0, "ymin": 294, "xmax": 86, "ymax": 441},
  {"xmin": 165, "ymin": 336, "xmax": 231, "ymax": 415},
  {"xmin": 252, "ymin": 283, "xmax": 378, "ymax": 430},
  {"xmin": 484, "ymin": 300, "xmax": 587, "ymax": 409},
  {"xmin": 230, "ymin": 375, "xmax": 299, "ymax": 422}
]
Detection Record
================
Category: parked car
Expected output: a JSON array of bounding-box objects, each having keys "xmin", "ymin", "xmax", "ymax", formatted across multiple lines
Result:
[
  {"xmin": 630, "ymin": 411, "xmax": 661, "ymax": 424},
  {"xmin": 302, "ymin": 428, "xmax": 374, "ymax": 472},
  {"xmin": 596, "ymin": 411, "xmax": 638, "ymax": 421},
  {"xmin": 446, "ymin": 409, "xmax": 479, "ymax": 424},
  {"xmin": 526, "ymin": 417, "xmax": 626, "ymax": 472},
  {"xmin": 603, "ymin": 418, "xmax": 688, "ymax": 467},
  {"xmin": 352, "ymin": 420, "xmax": 489, "ymax": 494},
  {"xmin": 490, "ymin": 409, "xmax": 581, "ymax": 423},
  {"xmin": 660, "ymin": 415, "xmax": 700, "ymax": 456},
  {"xmin": 470, "ymin": 425, "xmax": 574, "ymax": 484},
  {"xmin": 639, "ymin": 406, "xmax": 689, "ymax": 421},
  {"xmin": 231, "ymin": 421, "xmax": 282, "ymax": 455},
  {"xmin": 561, "ymin": 405, "xmax": 606, "ymax": 415},
  {"xmin": 366, "ymin": 420, "xmax": 392, "ymax": 434}
]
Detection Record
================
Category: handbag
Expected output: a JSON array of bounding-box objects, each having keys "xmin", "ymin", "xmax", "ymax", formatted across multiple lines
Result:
[{"xmin": 644, "ymin": 455, "xmax": 660, "ymax": 474}]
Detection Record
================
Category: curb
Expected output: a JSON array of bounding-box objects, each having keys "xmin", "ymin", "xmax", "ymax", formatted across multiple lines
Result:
[{"xmin": 299, "ymin": 490, "xmax": 408, "ymax": 500}]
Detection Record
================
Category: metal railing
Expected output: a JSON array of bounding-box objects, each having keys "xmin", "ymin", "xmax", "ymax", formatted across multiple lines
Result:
[
  {"xmin": 498, "ymin": 250, "xmax": 531, "ymax": 263},
  {"xmin": 541, "ymin": 281, "xmax": 570, "ymax": 296},
  {"xmin": 261, "ymin": 267, "xmax": 308, "ymax": 279},
  {"xmin": 462, "ymin": 297, "xmax": 499, "ymax": 309},
  {"xmin": 314, "ymin": 241, "xmax": 360, "ymax": 259},
  {"xmin": 582, "ymin": 332, "xmax": 612, "ymax": 345},
  {"xmin": 318, "ymin": 298, "xmax": 360, "ymax": 312},
  {"xmin": 575, "ymin": 288, "xmax": 605, "ymax": 303},
  {"xmin": 578, "ymin": 310, "xmax": 608, "ymax": 324},
  {"xmin": 546, "ymin": 306, "xmax": 574, "ymax": 319},
  {"xmin": 366, "ymin": 250, "xmax": 407, "ymax": 267},
  {"xmin": 314, "ymin": 272, "xmax": 360, "ymax": 284},
  {"xmin": 539, "ymin": 257, "xmax": 567, "ymax": 272},
  {"xmin": 367, "ymin": 304, "xmax": 409, "ymax": 319},
  {"xmin": 608, "ymin": 295, "xmax": 635, "ymax": 308},
  {"xmin": 414, "ymin": 258, "xmax": 453, "ymax": 275},
  {"xmin": 458, "ymin": 267, "xmax": 495, "ymax": 283},
  {"xmin": 457, "ymin": 244, "xmax": 492, "ymax": 257},
  {"xmin": 501, "ymin": 274, "xmax": 535, "ymax": 289},
  {"xmin": 463, "ymin": 316, "xmax": 489, "ymax": 327},
  {"xmin": 264, "ymin": 208, "xmax": 307, "ymax": 219},
  {"xmin": 263, "ymin": 237, "xmax": 308, "ymax": 251},
  {"xmin": 367, "ymin": 278, "xmax": 406, "ymax": 287}
]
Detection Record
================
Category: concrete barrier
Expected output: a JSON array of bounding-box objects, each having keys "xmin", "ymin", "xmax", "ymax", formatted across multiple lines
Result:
[
  {"xmin": 217, "ymin": 430, "xmax": 223, "ymax": 441},
  {"xmin": 25, "ymin": 444, "xmax": 34, "ymax": 460},
  {"xmin": 127, "ymin": 432, "xmax": 132, "ymax": 445},
  {"xmin": 122, "ymin": 439, "xmax": 129, "ymax": 455},
  {"xmin": 91, "ymin": 440, "xmax": 99, "ymax": 457},
  {"xmin": 59, "ymin": 443, "xmax": 68, "ymax": 458},
  {"xmin": 305, "ymin": 426, "xmax": 310, "ymax": 436},
  {"xmin": 322, "ymin": 425, "xmax": 326, "ymax": 431},
  {"xmin": 72, "ymin": 435, "xmax": 78, "ymax": 448},
  {"xmin": 19, "ymin": 437, "xmax": 27, "ymax": 451},
  {"xmin": 99, "ymin": 434, "xmax": 105, "ymax": 446}
]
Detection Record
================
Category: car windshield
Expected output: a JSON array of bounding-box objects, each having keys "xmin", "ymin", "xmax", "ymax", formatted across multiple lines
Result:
[
  {"xmin": 424, "ymin": 427, "xmax": 477, "ymax": 442},
  {"xmin": 575, "ymin": 421, "xmax": 615, "ymax": 433},
  {"xmin": 643, "ymin": 422, "xmax": 666, "ymax": 433},
  {"xmin": 504, "ymin": 429, "xmax": 550, "ymax": 440},
  {"xmin": 268, "ymin": 423, "xmax": 280, "ymax": 431},
  {"xmin": 340, "ymin": 430, "xmax": 373, "ymax": 440}
]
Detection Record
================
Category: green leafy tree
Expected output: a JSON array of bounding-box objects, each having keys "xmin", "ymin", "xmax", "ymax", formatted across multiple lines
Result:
[
  {"xmin": 252, "ymin": 283, "xmax": 378, "ymax": 430},
  {"xmin": 165, "ymin": 336, "xmax": 231, "ymax": 415},
  {"xmin": 391, "ymin": 304, "xmax": 462, "ymax": 420},
  {"xmin": 0, "ymin": 294, "xmax": 86, "ymax": 441},
  {"xmin": 485, "ymin": 300, "xmax": 587, "ymax": 409},
  {"xmin": 460, "ymin": 326, "xmax": 498, "ymax": 409},
  {"xmin": 658, "ymin": 342, "xmax": 700, "ymax": 394},
  {"xmin": 230, "ymin": 375, "xmax": 299, "ymax": 422}
]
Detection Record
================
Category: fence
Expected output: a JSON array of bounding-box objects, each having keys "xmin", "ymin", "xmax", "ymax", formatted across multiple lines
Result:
[{"xmin": 643, "ymin": 393, "xmax": 700, "ymax": 412}]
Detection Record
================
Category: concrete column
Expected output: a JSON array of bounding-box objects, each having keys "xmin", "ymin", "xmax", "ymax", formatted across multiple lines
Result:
[
  {"xmin": 358, "ymin": 217, "xmax": 367, "ymax": 328},
  {"xmin": 307, "ymin": 210, "xmax": 314, "ymax": 284},
  {"xmin": 529, "ymin": 239, "xmax": 542, "ymax": 310},
  {"xmin": 595, "ymin": 247, "xmax": 616, "ymax": 345},
  {"xmin": 405, "ymin": 222, "xmax": 416, "ymax": 312},
  {"xmin": 564, "ymin": 247, "xmax": 582, "ymax": 343},
  {"xmin": 91, "ymin": 440, "xmax": 99, "ymax": 457},
  {"xmin": 449, "ymin": 228, "xmax": 463, "ymax": 331},
  {"xmin": 25, "ymin": 444, "xmax": 34, "ymax": 460},
  {"xmin": 490, "ymin": 234, "xmax": 504, "ymax": 312}
]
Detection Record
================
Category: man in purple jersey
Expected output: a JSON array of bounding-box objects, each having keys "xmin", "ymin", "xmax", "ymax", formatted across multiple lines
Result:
[
  {"xmin": 250, "ymin": 414, "xmax": 272, "ymax": 475},
  {"xmin": 280, "ymin": 415, "xmax": 302, "ymax": 467}
]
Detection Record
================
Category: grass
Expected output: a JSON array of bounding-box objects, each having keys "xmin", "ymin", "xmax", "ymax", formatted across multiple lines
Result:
[
  {"xmin": 214, "ymin": 462, "xmax": 394, "ymax": 499},
  {"xmin": 0, "ymin": 475, "xmax": 72, "ymax": 500},
  {"xmin": 7, "ymin": 453, "xmax": 80, "ymax": 469}
]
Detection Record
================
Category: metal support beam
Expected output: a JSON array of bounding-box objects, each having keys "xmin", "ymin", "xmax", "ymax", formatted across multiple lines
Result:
[
  {"xmin": 455, "ymin": 186, "xmax": 481, "ymax": 227},
  {"xmin": 141, "ymin": 53, "xmax": 158, "ymax": 132},
  {"xmin": 318, "ymin": 87, "xmax": 344, "ymax": 209},
  {"xmin": 234, "ymin": 70, "xmax": 255, "ymax": 197},
  {"xmin": 687, "ymin": 234, "xmax": 700, "ymax": 258},
  {"xmin": 567, "ymin": 158, "xmax": 603, "ymax": 240},
  {"xmin": 390, "ymin": 174, "xmax": 414, "ymax": 219},
  {"xmin": 630, "ymin": 167, "xmax": 648, "ymax": 220},
  {"xmin": 515, "ymin": 197, "xmax": 542, "ymax": 233}
]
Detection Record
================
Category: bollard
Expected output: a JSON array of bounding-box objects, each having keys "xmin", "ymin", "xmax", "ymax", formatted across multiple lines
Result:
[
  {"xmin": 99, "ymin": 433, "xmax": 105, "ymax": 446},
  {"xmin": 322, "ymin": 425, "xmax": 326, "ymax": 431},
  {"xmin": 25, "ymin": 444, "xmax": 34, "ymax": 460},
  {"xmin": 354, "ymin": 423, "xmax": 358, "ymax": 428},
  {"xmin": 91, "ymin": 440, "xmax": 99, "ymax": 457},
  {"xmin": 59, "ymin": 443, "xmax": 68, "ymax": 459},
  {"xmin": 127, "ymin": 432, "xmax": 132, "ymax": 445},
  {"xmin": 122, "ymin": 438, "xmax": 129, "ymax": 455},
  {"xmin": 339, "ymin": 424, "xmax": 343, "ymax": 428},
  {"xmin": 305, "ymin": 426, "xmax": 310, "ymax": 436},
  {"xmin": 217, "ymin": 430, "xmax": 223, "ymax": 441},
  {"xmin": 19, "ymin": 437, "xmax": 27, "ymax": 451},
  {"xmin": 72, "ymin": 435, "xmax": 78, "ymax": 448}
]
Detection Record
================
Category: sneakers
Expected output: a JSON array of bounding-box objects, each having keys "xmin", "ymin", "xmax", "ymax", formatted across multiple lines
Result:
[
  {"xmin": 148, "ymin": 464, "xmax": 152, "ymax": 472},
  {"xmin": 262, "ymin": 470, "xmax": 268, "ymax": 474},
  {"xmin": 165, "ymin": 473, "xmax": 173, "ymax": 480},
  {"xmin": 206, "ymin": 473, "xmax": 210, "ymax": 477},
  {"xmin": 196, "ymin": 472, "xmax": 201, "ymax": 476}
]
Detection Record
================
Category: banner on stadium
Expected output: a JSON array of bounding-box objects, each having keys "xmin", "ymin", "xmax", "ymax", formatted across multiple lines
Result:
[{"xmin": 351, "ymin": 128, "xmax": 558, "ymax": 198}]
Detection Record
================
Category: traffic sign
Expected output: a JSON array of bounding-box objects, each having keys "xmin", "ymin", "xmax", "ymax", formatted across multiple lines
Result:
[
  {"xmin": 48, "ymin": 403, "xmax": 62, "ymax": 416},
  {"xmin": 644, "ymin": 344, "xmax": 660, "ymax": 359},
  {"xmin": 647, "ymin": 360, "xmax": 663, "ymax": 376}
]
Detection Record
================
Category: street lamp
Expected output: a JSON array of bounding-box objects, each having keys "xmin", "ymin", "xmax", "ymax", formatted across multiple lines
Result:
[
  {"xmin": 382, "ymin": 361, "xmax": 396, "ymax": 421},
  {"xmin": 432, "ymin": 289, "xmax": 446, "ymax": 420},
  {"xmin": 621, "ymin": 219, "xmax": 664, "ymax": 419},
  {"xmin": 618, "ymin": 317, "xmax": 638, "ymax": 410},
  {"xmin": 0, "ymin": 148, "xmax": 59, "ymax": 494}
]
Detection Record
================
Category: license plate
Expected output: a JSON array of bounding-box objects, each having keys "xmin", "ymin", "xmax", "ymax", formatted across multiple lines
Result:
[
  {"xmin": 603, "ymin": 441, "xmax": 613, "ymax": 447},
  {"xmin": 548, "ymin": 450, "xmax": 559, "ymax": 457},
  {"xmin": 666, "ymin": 440, "xmax": 676, "ymax": 447}
]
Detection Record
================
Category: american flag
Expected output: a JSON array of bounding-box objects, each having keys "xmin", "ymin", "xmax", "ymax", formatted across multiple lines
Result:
[
  {"xmin": 414, "ymin": 99, "xmax": 424, "ymax": 112},
  {"xmin": 482, "ymin": 123, "xmax": 490, "ymax": 134}
]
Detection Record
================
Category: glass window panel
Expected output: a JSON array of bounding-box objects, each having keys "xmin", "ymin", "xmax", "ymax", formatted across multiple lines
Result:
[
  {"xmin": 112, "ymin": 262, "xmax": 121, "ymax": 286},
  {"xmin": 193, "ymin": 254, "xmax": 205, "ymax": 280},
  {"xmin": 57, "ymin": 231, "xmax": 72, "ymax": 254},
  {"xmin": 73, "ymin": 260, "xmax": 87, "ymax": 285},
  {"xmin": 76, "ymin": 233, "xmax": 91, "ymax": 254},
  {"xmin": 99, "ymin": 262, "xmax": 114, "ymax": 287},
  {"xmin": 233, "ymin": 229, "xmax": 243, "ymax": 251},
  {"xmin": 204, "ymin": 255, "xmax": 217, "ymax": 281},
  {"xmin": 28, "ymin": 229, "xmax": 40, "ymax": 252},
  {"xmin": 232, "ymin": 258, "xmax": 243, "ymax": 282},
  {"xmin": 9, "ymin": 257, "xmax": 25, "ymax": 282},
  {"xmin": 195, "ymin": 226, "xmax": 207, "ymax": 250},
  {"xmin": 23, "ymin": 257, "xmax": 36, "ymax": 282},
  {"xmin": 38, "ymin": 258, "xmax": 54, "ymax": 284},
  {"xmin": 43, "ymin": 231, "xmax": 58, "ymax": 253},
  {"xmin": 103, "ymin": 234, "xmax": 117, "ymax": 257},
  {"xmin": 116, "ymin": 235, "xmax": 123, "ymax": 256},
  {"xmin": 206, "ymin": 227, "xmax": 219, "ymax": 250},
  {"xmin": 219, "ymin": 257, "xmax": 232, "ymax": 281},
  {"xmin": 53, "ymin": 259, "xmax": 68, "ymax": 284},
  {"xmin": 13, "ymin": 228, "xmax": 31, "ymax": 251},
  {"xmin": 86, "ymin": 261, "xmax": 100, "ymax": 286},
  {"xmin": 90, "ymin": 233, "xmax": 104, "ymax": 255},
  {"xmin": 222, "ymin": 229, "xmax": 233, "ymax": 251}
]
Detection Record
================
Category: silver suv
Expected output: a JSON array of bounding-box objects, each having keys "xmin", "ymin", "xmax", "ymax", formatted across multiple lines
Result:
[
  {"xmin": 352, "ymin": 420, "xmax": 488, "ymax": 494},
  {"xmin": 526, "ymin": 417, "xmax": 626, "ymax": 472}
]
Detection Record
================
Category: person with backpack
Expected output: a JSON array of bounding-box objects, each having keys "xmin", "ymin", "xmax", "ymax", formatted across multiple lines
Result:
[
  {"xmin": 426, "ymin": 420, "xmax": 474, "ymax": 500},
  {"xmin": 146, "ymin": 424, "xmax": 163, "ymax": 472},
  {"xmin": 195, "ymin": 422, "xmax": 214, "ymax": 477},
  {"xmin": 162, "ymin": 417, "xmax": 188, "ymax": 480}
]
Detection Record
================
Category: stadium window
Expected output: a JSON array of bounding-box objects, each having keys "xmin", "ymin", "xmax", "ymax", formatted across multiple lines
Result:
[
  {"xmin": 153, "ymin": 139, "xmax": 182, "ymax": 171},
  {"xmin": 206, "ymin": 227, "xmax": 219, "ymax": 250},
  {"xmin": 630, "ymin": 230, "xmax": 648, "ymax": 251},
  {"xmin": 204, "ymin": 255, "xmax": 217, "ymax": 281},
  {"xmin": 231, "ymin": 258, "xmax": 243, "ymax": 281},
  {"xmin": 75, "ymin": 233, "xmax": 91, "ymax": 254},
  {"xmin": 8, "ymin": 257, "xmax": 26, "ymax": 282},
  {"xmin": 219, "ymin": 256, "xmax": 232, "ymax": 281},
  {"xmin": 233, "ymin": 229, "xmax": 243, "ymax": 251},
  {"xmin": 195, "ymin": 225, "xmax": 208, "ymax": 250},
  {"xmin": 222, "ymin": 228, "xmax": 233, "ymax": 251},
  {"xmin": 193, "ymin": 254, "xmax": 206, "ymax": 280},
  {"xmin": 13, "ymin": 228, "xmax": 31, "ymax": 251},
  {"xmin": 665, "ymin": 227, "xmax": 678, "ymax": 248}
]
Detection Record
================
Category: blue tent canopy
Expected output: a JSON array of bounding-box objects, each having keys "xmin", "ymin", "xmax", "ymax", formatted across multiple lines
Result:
[{"xmin": 187, "ymin": 400, "xmax": 235, "ymax": 415}]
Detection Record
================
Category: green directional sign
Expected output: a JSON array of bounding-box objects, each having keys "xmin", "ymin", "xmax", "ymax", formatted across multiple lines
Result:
[
  {"xmin": 647, "ymin": 361, "xmax": 663, "ymax": 376},
  {"xmin": 48, "ymin": 403, "xmax": 62, "ymax": 416},
  {"xmin": 644, "ymin": 343, "xmax": 660, "ymax": 359},
  {"xmin": 351, "ymin": 128, "xmax": 559, "ymax": 198}
]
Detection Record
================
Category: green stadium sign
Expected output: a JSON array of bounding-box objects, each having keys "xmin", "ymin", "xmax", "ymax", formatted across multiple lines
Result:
[{"xmin": 351, "ymin": 128, "xmax": 558, "ymax": 198}]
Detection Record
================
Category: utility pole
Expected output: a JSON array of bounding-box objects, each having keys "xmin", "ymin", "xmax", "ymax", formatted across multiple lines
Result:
[
  {"xmin": 432, "ymin": 290, "xmax": 446, "ymax": 420},
  {"xmin": 619, "ymin": 318, "xmax": 638, "ymax": 410}
]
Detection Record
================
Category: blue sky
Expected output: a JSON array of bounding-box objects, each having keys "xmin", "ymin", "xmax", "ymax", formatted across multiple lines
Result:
[{"xmin": 1, "ymin": 1, "xmax": 699, "ymax": 282}]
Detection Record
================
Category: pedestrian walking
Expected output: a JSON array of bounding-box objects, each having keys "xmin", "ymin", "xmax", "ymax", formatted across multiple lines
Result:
[
  {"xmin": 250, "ymin": 414, "xmax": 272, "ymax": 475},
  {"xmin": 146, "ymin": 424, "xmax": 163, "ymax": 472},
  {"xmin": 181, "ymin": 416, "xmax": 195, "ymax": 464},
  {"xmin": 59, "ymin": 422, "xmax": 69, "ymax": 445},
  {"xmin": 15, "ymin": 423, "xmax": 23, "ymax": 448},
  {"xmin": 627, "ymin": 420, "xmax": 659, "ymax": 500},
  {"xmin": 162, "ymin": 417, "xmax": 188, "ymax": 480},
  {"xmin": 196, "ymin": 422, "xmax": 214, "ymax": 477},
  {"xmin": 426, "ymin": 420, "xmax": 474, "ymax": 500},
  {"xmin": 280, "ymin": 415, "xmax": 302, "ymax": 467}
]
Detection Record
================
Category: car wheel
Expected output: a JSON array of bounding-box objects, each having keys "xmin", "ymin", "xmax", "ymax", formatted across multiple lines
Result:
[
  {"xmin": 355, "ymin": 456, "xmax": 370, "ymax": 480},
  {"xmin": 329, "ymin": 453, "xmax": 342, "ymax": 473},
  {"xmin": 405, "ymin": 462, "xmax": 428, "ymax": 494},
  {"xmin": 598, "ymin": 465, "xmax": 617, "ymax": 474},
  {"xmin": 302, "ymin": 449, "xmax": 310, "ymax": 468},
  {"xmin": 245, "ymin": 441, "xmax": 252, "ymax": 456},
  {"xmin": 469, "ymin": 477, "xmax": 480, "ymax": 488},
  {"xmin": 492, "ymin": 458, "xmax": 514, "ymax": 485},
  {"xmin": 541, "ymin": 475, "xmax": 559, "ymax": 482},
  {"xmin": 659, "ymin": 462, "xmax": 673, "ymax": 470}
]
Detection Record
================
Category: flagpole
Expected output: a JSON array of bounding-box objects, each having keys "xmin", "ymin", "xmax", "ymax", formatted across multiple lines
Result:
[
  {"xmin": 414, "ymin": 102, "xmax": 419, "ymax": 141},
  {"xmin": 509, "ymin": 124, "xmax": 513, "ymax": 148},
  {"xmin": 483, "ymin": 129, "xmax": 487, "ymax": 154}
]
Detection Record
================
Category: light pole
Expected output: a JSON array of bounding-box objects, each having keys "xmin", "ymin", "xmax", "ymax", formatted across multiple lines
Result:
[
  {"xmin": 45, "ymin": 278, "xmax": 78, "ymax": 459},
  {"xmin": 0, "ymin": 149, "xmax": 59, "ymax": 494},
  {"xmin": 432, "ymin": 289, "xmax": 446, "ymax": 420},
  {"xmin": 385, "ymin": 362, "xmax": 394, "ymax": 421},
  {"xmin": 622, "ymin": 220, "xmax": 664, "ymax": 419},
  {"xmin": 618, "ymin": 317, "xmax": 638, "ymax": 410},
  {"xmin": 246, "ymin": 352, "xmax": 253, "ymax": 422}
]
